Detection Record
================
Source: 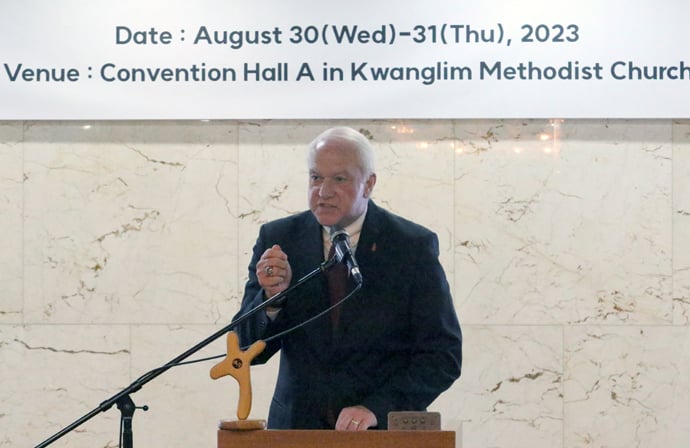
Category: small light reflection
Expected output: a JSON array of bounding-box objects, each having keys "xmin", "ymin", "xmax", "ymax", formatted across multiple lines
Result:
[
  {"xmin": 513, "ymin": 147, "xmax": 523, "ymax": 154},
  {"xmin": 391, "ymin": 125, "xmax": 415, "ymax": 134},
  {"xmin": 549, "ymin": 119, "xmax": 564, "ymax": 156},
  {"xmin": 81, "ymin": 124, "xmax": 92, "ymax": 130},
  {"xmin": 417, "ymin": 141, "xmax": 430, "ymax": 149}
]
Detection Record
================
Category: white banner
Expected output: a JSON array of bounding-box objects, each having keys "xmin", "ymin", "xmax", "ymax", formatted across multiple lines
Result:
[{"xmin": 1, "ymin": 0, "xmax": 688, "ymax": 119}]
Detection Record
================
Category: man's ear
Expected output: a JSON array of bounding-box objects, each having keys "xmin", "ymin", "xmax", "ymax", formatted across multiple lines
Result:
[{"xmin": 364, "ymin": 173, "xmax": 377, "ymax": 197}]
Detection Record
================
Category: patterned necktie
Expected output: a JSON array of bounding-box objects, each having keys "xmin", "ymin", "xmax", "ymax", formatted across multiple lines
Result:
[{"xmin": 326, "ymin": 243, "xmax": 349, "ymax": 329}]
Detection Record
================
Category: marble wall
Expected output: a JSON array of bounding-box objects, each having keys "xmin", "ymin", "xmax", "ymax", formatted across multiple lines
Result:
[{"xmin": 1, "ymin": 119, "xmax": 689, "ymax": 448}]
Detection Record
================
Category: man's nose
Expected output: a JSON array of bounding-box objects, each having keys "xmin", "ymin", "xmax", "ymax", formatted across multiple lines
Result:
[{"xmin": 319, "ymin": 178, "xmax": 335, "ymax": 197}]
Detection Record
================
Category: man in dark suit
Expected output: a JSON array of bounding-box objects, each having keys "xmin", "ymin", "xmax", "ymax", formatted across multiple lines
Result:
[{"xmin": 234, "ymin": 126, "xmax": 462, "ymax": 430}]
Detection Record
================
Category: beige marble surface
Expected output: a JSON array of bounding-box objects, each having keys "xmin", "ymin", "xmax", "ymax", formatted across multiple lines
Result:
[
  {"xmin": 0, "ymin": 121, "xmax": 22, "ymax": 324},
  {"xmin": 1, "ymin": 119, "xmax": 689, "ymax": 448},
  {"xmin": 674, "ymin": 121, "xmax": 690, "ymax": 325}
]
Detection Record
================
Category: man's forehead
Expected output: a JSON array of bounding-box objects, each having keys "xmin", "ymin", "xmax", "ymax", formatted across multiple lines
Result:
[{"xmin": 309, "ymin": 167, "xmax": 352, "ymax": 175}]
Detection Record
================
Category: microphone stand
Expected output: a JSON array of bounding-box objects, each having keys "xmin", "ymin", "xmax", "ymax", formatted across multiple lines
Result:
[{"xmin": 34, "ymin": 257, "xmax": 336, "ymax": 448}]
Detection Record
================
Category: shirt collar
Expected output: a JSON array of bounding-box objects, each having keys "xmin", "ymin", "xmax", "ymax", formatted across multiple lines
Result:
[{"xmin": 322, "ymin": 211, "xmax": 367, "ymax": 258}]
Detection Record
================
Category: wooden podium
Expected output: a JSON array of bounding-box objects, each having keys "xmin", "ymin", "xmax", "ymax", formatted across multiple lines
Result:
[
  {"xmin": 211, "ymin": 332, "xmax": 457, "ymax": 447},
  {"xmin": 218, "ymin": 429, "xmax": 456, "ymax": 448}
]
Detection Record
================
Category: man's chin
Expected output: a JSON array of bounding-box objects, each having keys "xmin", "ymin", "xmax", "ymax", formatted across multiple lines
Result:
[{"xmin": 313, "ymin": 211, "xmax": 341, "ymax": 227}]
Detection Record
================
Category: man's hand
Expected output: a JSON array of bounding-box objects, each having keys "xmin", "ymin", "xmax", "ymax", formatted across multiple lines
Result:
[
  {"xmin": 335, "ymin": 405, "xmax": 377, "ymax": 431},
  {"xmin": 257, "ymin": 244, "xmax": 292, "ymax": 299}
]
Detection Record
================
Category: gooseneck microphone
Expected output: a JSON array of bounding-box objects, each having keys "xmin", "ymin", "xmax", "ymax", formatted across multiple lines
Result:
[{"xmin": 329, "ymin": 226, "xmax": 363, "ymax": 285}]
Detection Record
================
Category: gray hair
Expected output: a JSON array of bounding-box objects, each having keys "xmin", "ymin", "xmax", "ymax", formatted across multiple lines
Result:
[{"xmin": 307, "ymin": 127, "xmax": 376, "ymax": 177}]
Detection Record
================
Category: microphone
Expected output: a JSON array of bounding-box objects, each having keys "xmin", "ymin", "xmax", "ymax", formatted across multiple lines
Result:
[{"xmin": 329, "ymin": 227, "xmax": 363, "ymax": 285}]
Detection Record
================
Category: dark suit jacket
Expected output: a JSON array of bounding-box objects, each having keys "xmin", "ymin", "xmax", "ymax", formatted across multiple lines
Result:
[{"xmin": 233, "ymin": 201, "xmax": 462, "ymax": 429}]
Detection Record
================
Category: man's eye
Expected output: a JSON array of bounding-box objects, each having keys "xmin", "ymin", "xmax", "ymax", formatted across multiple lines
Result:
[{"xmin": 334, "ymin": 176, "xmax": 348, "ymax": 183}]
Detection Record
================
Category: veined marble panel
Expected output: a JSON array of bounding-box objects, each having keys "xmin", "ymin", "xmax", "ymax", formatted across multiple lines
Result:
[
  {"xmin": 22, "ymin": 121, "xmax": 240, "ymax": 324},
  {"xmin": 432, "ymin": 325, "xmax": 563, "ymax": 448},
  {"xmin": 0, "ymin": 121, "xmax": 23, "ymax": 324},
  {"xmin": 564, "ymin": 326, "xmax": 690, "ymax": 447},
  {"xmin": 673, "ymin": 120, "xmax": 690, "ymax": 324},
  {"xmin": 1, "ymin": 324, "xmax": 130, "ymax": 448},
  {"xmin": 454, "ymin": 120, "xmax": 673, "ymax": 325},
  {"xmin": 4, "ymin": 118, "xmax": 689, "ymax": 448}
]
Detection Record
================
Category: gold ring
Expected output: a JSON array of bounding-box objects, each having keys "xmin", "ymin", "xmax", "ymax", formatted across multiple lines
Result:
[
  {"xmin": 265, "ymin": 266, "xmax": 274, "ymax": 276},
  {"xmin": 350, "ymin": 419, "xmax": 360, "ymax": 426}
]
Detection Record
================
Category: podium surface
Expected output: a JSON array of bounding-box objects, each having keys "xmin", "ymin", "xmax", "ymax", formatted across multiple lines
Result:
[{"xmin": 218, "ymin": 429, "xmax": 455, "ymax": 448}]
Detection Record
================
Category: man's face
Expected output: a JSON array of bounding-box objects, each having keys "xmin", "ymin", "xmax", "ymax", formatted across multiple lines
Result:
[{"xmin": 308, "ymin": 140, "xmax": 376, "ymax": 228}]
